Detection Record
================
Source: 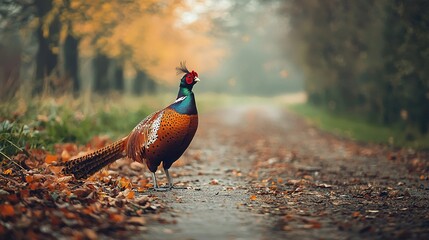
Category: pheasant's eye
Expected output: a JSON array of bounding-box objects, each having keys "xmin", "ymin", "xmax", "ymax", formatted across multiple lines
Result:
[{"xmin": 185, "ymin": 74, "xmax": 193, "ymax": 84}]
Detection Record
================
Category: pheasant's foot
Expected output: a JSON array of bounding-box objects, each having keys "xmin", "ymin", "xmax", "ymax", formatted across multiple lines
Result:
[{"xmin": 153, "ymin": 187, "xmax": 170, "ymax": 192}]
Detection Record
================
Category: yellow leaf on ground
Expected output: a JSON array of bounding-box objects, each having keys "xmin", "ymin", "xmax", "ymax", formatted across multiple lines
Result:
[{"xmin": 61, "ymin": 150, "xmax": 71, "ymax": 162}]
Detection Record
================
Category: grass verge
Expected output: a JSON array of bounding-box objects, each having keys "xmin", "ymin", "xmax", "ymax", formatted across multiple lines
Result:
[
  {"xmin": 0, "ymin": 94, "xmax": 157, "ymax": 160},
  {"xmin": 288, "ymin": 103, "xmax": 429, "ymax": 150}
]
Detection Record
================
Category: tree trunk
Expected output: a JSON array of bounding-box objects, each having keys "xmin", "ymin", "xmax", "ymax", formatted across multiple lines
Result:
[
  {"xmin": 93, "ymin": 53, "xmax": 110, "ymax": 93},
  {"xmin": 133, "ymin": 70, "xmax": 147, "ymax": 95},
  {"xmin": 34, "ymin": 0, "xmax": 59, "ymax": 95},
  {"xmin": 113, "ymin": 60, "xmax": 124, "ymax": 92},
  {"xmin": 63, "ymin": 34, "xmax": 80, "ymax": 94}
]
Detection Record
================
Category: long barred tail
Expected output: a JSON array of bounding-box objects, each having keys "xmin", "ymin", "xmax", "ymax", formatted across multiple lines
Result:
[{"xmin": 62, "ymin": 138, "xmax": 127, "ymax": 179}]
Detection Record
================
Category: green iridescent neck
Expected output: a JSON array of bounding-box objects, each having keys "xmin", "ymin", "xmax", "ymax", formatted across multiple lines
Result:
[
  {"xmin": 177, "ymin": 86, "xmax": 193, "ymax": 98},
  {"xmin": 171, "ymin": 86, "xmax": 197, "ymax": 115}
]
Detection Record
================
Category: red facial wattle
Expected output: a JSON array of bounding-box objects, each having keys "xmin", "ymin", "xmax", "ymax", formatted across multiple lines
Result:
[{"xmin": 186, "ymin": 71, "xmax": 198, "ymax": 84}]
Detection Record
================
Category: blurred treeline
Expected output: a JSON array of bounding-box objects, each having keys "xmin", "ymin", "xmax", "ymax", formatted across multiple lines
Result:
[
  {"xmin": 0, "ymin": 0, "xmax": 305, "ymax": 102},
  {"xmin": 284, "ymin": 0, "xmax": 429, "ymax": 134},
  {"xmin": 0, "ymin": 0, "xmax": 221, "ymax": 100}
]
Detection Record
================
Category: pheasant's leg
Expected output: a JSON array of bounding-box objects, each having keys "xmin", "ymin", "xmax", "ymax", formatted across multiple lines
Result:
[
  {"xmin": 165, "ymin": 169, "xmax": 173, "ymax": 189},
  {"xmin": 151, "ymin": 172, "xmax": 159, "ymax": 189},
  {"xmin": 165, "ymin": 169, "xmax": 187, "ymax": 189},
  {"xmin": 152, "ymin": 172, "xmax": 168, "ymax": 191}
]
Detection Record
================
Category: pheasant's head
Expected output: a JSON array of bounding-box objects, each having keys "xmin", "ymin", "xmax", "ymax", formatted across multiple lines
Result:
[{"xmin": 176, "ymin": 62, "xmax": 200, "ymax": 89}]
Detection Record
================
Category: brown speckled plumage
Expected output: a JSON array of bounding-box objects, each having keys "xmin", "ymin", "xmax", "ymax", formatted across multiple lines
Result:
[{"xmin": 127, "ymin": 108, "xmax": 198, "ymax": 172}]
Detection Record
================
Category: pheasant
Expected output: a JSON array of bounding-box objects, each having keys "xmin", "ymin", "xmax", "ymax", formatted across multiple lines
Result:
[{"xmin": 62, "ymin": 62, "xmax": 200, "ymax": 190}]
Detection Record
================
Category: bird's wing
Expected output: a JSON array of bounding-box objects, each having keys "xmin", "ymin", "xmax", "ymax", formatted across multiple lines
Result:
[{"xmin": 126, "ymin": 110, "xmax": 163, "ymax": 163}]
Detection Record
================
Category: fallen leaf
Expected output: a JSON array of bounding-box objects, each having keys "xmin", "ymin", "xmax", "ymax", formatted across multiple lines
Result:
[
  {"xmin": 73, "ymin": 188, "xmax": 92, "ymax": 198},
  {"xmin": 83, "ymin": 228, "xmax": 98, "ymax": 240},
  {"xmin": 57, "ymin": 176, "xmax": 73, "ymax": 183},
  {"xmin": 49, "ymin": 166, "xmax": 63, "ymax": 175},
  {"xmin": 210, "ymin": 179, "xmax": 219, "ymax": 185},
  {"xmin": 118, "ymin": 177, "xmax": 132, "ymax": 189},
  {"xmin": 61, "ymin": 150, "xmax": 71, "ymax": 162},
  {"xmin": 352, "ymin": 211, "xmax": 361, "ymax": 218},
  {"xmin": 250, "ymin": 195, "xmax": 257, "ymax": 201},
  {"xmin": 126, "ymin": 191, "xmax": 135, "ymax": 199},
  {"xmin": 0, "ymin": 204, "xmax": 15, "ymax": 217},
  {"xmin": 127, "ymin": 216, "xmax": 146, "ymax": 225},
  {"xmin": 109, "ymin": 213, "xmax": 124, "ymax": 222},
  {"xmin": 25, "ymin": 175, "xmax": 34, "ymax": 183},
  {"xmin": 29, "ymin": 182, "xmax": 40, "ymax": 190},
  {"xmin": 45, "ymin": 154, "xmax": 58, "ymax": 164}
]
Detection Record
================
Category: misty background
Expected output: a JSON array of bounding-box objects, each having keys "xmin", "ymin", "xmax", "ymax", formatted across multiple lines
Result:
[{"xmin": 0, "ymin": 0, "xmax": 428, "ymax": 135}]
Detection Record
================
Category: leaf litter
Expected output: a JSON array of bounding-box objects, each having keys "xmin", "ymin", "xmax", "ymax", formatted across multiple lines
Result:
[{"xmin": 0, "ymin": 137, "xmax": 167, "ymax": 239}]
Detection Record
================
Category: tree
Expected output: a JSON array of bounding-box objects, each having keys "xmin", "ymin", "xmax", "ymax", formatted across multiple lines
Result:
[
  {"xmin": 282, "ymin": 0, "xmax": 429, "ymax": 134},
  {"xmin": 34, "ymin": 0, "xmax": 60, "ymax": 95}
]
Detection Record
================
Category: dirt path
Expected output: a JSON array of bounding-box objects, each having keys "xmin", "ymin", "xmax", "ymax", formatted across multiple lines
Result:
[
  {"xmin": 141, "ymin": 105, "xmax": 285, "ymax": 239},
  {"xmin": 142, "ymin": 104, "xmax": 429, "ymax": 240}
]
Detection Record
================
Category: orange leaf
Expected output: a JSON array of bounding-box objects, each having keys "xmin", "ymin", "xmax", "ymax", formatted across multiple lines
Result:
[
  {"xmin": 109, "ymin": 213, "xmax": 124, "ymax": 222},
  {"xmin": 0, "ymin": 204, "xmax": 15, "ymax": 217},
  {"xmin": 250, "ymin": 195, "xmax": 257, "ymax": 201},
  {"xmin": 64, "ymin": 211, "xmax": 77, "ymax": 219},
  {"xmin": 25, "ymin": 175, "xmax": 34, "ymax": 183},
  {"xmin": 29, "ymin": 182, "xmax": 40, "ymax": 190},
  {"xmin": 45, "ymin": 154, "xmax": 58, "ymax": 164},
  {"xmin": 139, "ymin": 179, "xmax": 148, "ymax": 187},
  {"xmin": 119, "ymin": 177, "xmax": 131, "ymax": 189},
  {"xmin": 49, "ymin": 166, "xmax": 63, "ymax": 175},
  {"xmin": 2, "ymin": 168, "xmax": 12, "ymax": 175},
  {"xmin": 126, "ymin": 191, "xmax": 135, "ymax": 199}
]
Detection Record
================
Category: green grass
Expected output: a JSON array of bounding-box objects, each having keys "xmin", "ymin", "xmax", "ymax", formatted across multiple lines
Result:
[
  {"xmin": 0, "ymin": 95, "xmax": 157, "ymax": 160},
  {"xmin": 288, "ymin": 103, "xmax": 429, "ymax": 150}
]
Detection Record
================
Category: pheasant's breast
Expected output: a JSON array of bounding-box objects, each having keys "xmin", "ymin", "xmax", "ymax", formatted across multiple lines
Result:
[{"xmin": 145, "ymin": 108, "xmax": 198, "ymax": 167}]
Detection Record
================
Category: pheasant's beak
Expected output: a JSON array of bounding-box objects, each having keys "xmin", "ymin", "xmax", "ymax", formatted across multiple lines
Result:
[{"xmin": 194, "ymin": 77, "xmax": 200, "ymax": 83}]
